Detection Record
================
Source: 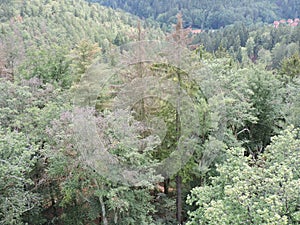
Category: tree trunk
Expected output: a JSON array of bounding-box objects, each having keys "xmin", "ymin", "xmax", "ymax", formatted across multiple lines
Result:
[
  {"xmin": 164, "ymin": 178, "xmax": 170, "ymax": 195},
  {"xmin": 94, "ymin": 179, "xmax": 108, "ymax": 225},
  {"xmin": 50, "ymin": 184, "xmax": 57, "ymax": 218},
  {"xmin": 176, "ymin": 174, "xmax": 182, "ymax": 224},
  {"xmin": 99, "ymin": 195, "xmax": 108, "ymax": 225}
]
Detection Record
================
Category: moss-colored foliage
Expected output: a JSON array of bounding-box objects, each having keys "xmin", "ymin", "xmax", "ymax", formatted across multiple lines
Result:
[
  {"xmin": 0, "ymin": 0, "xmax": 163, "ymax": 86},
  {"xmin": 0, "ymin": 0, "xmax": 162, "ymax": 49},
  {"xmin": 46, "ymin": 107, "xmax": 160, "ymax": 224},
  {"xmin": 70, "ymin": 39, "xmax": 101, "ymax": 76},
  {"xmin": 187, "ymin": 127, "xmax": 300, "ymax": 225},
  {"xmin": 240, "ymin": 67, "xmax": 283, "ymax": 153},
  {"xmin": 0, "ymin": 78, "xmax": 70, "ymax": 224},
  {"xmin": 17, "ymin": 45, "xmax": 72, "ymax": 87},
  {"xmin": 280, "ymin": 53, "xmax": 300, "ymax": 80}
]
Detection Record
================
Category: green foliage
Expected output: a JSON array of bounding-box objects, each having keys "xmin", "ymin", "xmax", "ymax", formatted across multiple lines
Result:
[
  {"xmin": 0, "ymin": 130, "xmax": 38, "ymax": 225},
  {"xmin": 1, "ymin": 1, "xmax": 300, "ymax": 224},
  {"xmin": 46, "ymin": 108, "xmax": 159, "ymax": 224},
  {"xmin": 240, "ymin": 67, "xmax": 283, "ymax": 152},
  {"xmin": 187, "ymin": 127, "xmax": 300, "ymax": 225},
  {"xmin": 0, "ymin": 78, "xmax": 69, "ymax": 224},
  {"xmin": 0, "ymin": 0, "xmax": 150, "ymax": 48},
  {"xmin": 193, "ymin": 22, "xmax": 300, "ymax": 67},
  {"xmin": 18, "ymin": 45, "xmax": 72, "ymax": 87},
  {"xmin": 89, "ymin": 0, "xmax": 289, "ymax": 29},
  {"xmin": 106, "ymin": 187, "xmax": 155, "ymax": 225},
  {"xmin": 280, "ymin": 75, "xmax": 300, "ymax": 128},
  {"xmin": 0, "ymin": 0, "xmax": 163, "ymax": 84},
  {"xmin": 280, "ymin": 53, "xmax": 300, "ymax": 80},
  {"xmin": 148, "ymin": 62, "xmax": 207, "ymax": 162},
  {"xmin": 70, "ymin": 39, "xmax": 101, "ymax": 76}
]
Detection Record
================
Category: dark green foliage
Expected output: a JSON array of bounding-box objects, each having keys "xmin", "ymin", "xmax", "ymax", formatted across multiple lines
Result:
[
  {"xmin": 18, "ymin": 45, "xmax": 72, "ymax": 87},
  {"xmin": 89, "ymin": 0, "xmax": 297, "ymax": 29},
  {"xmin": 192, "ymin": 22, "xmax": 300, "ymax": 67},
  {"xmin": 0, "ymin": 129, "xmax": 39, "ymax": 225},
  {"xmin": 280, "ymin": 53, "xmax": 300, "ymax": 80},
  {"xmin": 241, "ymin": 68, "xmax": 283, "ymax": 154},
  {"xmin": 0, "ymin": 78, "xmax": 70, "ymax": 224},
  {"xmin": 187, "ymin": 127, "xmax": 300, "ymax": 225},
  {"xmin": 0, "ymin": 0, "xmax": 300, "ymax": 224}
]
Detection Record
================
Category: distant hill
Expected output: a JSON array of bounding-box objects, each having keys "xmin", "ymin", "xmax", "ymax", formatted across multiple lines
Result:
[
  {"xmin": 0, "ymin": 0, "xmax": 164, "ymax": 84},
  {"xmin": 87, "ymin": 0, "xmax": 299, "ymax": 29},
  {"xmin": 0, "ymin": 0, "xmax": 163, "ymax": 51}
]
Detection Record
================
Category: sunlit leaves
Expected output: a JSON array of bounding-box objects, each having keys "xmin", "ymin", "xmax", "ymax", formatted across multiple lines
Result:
[
  {"xmin": 0, "ymin": 130, "xmax": 39, "ymax": 225},
  {"xmin": 187, "ymin": 127, "xmax": 300, "ymax": 225}
]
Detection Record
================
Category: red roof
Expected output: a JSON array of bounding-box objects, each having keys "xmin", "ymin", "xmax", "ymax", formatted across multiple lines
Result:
[{"xmin": 191, "ymin": 29, "xmax": 202, "ymax": 34}]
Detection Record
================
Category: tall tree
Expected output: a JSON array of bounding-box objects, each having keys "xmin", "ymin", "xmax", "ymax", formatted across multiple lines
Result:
[{"xmin": 70, "ymin": 39, "xmax": 101, "ymax": 76}]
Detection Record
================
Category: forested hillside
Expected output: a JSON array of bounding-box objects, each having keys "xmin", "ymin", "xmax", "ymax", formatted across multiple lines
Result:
[
  {"xmin": 0, "ymin": 0, "xmax": 300, "ymax": 225},
  {"xmin": 0, "ymin": 0, "xmax": 163, "ymax": 83},
  {"xmin": 88, "ymin": 0, "xmax": 299, "ymax": 29},
  {"xmin": 192, "ymin": 21, "xmax": 300, "ymax": 67}
]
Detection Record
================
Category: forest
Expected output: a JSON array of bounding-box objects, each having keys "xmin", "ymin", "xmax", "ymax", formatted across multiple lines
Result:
[
  {"xmin": 0, "ymin": 0, "xmax": 299, "ymax": 224},
  {"xmin": 89, "ymin": 0, "xmax": 300, "ymax": 29}
]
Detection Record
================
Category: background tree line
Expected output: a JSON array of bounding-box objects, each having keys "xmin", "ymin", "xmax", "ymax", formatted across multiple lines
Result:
[
  {"xmin": 88, "ymin": 0, "xmax": 299, "ymax": 29},
  {"xmin": 191, "ymin": 21, "xmax": 300, "ymax": 68}
]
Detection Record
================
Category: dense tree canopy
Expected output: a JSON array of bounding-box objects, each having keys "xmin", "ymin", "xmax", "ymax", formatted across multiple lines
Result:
[
  {"xmin": 89, "ymin": 0, "xmax": 299, "ymax": 29},
  {"xmin": 187, "ymin": 127, "xmax": 300, "ymax": 225},
  {"xmin": 0, "ymin": 0, "xmax": 299, "ymax": 224}
]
